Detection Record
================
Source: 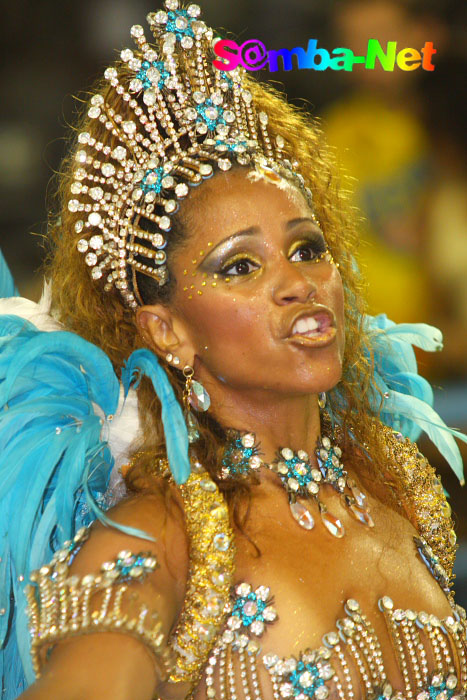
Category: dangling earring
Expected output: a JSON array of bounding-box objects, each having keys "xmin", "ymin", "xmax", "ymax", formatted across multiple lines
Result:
[
  {"xmin": 183, "ymin": 365, "xmax": 211, "ymax": 413},
  {"xmin": 318, "ymin": 392, "xmax": 327, "ymax": 410},
  {"xmin": 319, "ymin": 390, "xmax": 337, "ymax": 434},
  {"xmin": 182, "ymin": 365, "xmax": 210, "ymax": 444}
]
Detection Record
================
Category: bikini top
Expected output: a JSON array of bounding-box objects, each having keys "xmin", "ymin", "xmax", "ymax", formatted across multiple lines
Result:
[{"xmin": 194, "ymin": 535, "xmax": 467, "ymax": 700}]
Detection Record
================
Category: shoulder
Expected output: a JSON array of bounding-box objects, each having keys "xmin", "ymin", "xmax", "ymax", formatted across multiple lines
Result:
[
  {"xmin": 378, "ymin": 423, "xmax": 457, "ymax": 579},
  {"xmin": 71, "ymin": 485, "xmax": 189, "ymax": 608}
]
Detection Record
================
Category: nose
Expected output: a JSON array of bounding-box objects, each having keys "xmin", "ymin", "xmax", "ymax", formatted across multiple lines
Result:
[{"xmin": 272, "ymin": 258, "xmax": 318, "ymax": 305}]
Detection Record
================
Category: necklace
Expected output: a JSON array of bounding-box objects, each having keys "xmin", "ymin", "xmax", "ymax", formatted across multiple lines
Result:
[{"xmin": 220, "ymin": 429, "xmax": 374, "ymax": 538}]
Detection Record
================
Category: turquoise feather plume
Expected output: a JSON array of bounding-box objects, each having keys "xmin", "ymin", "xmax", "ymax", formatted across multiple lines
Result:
[
  {"xmin": 0, "ymin": 316, "xmax": 155, "ymax": 698},
  {"xmin": 0, "ymin": 251, "xmax": 19, "ymax": 298},
  {"xmin": 364, "ymin": 314, "xmax": 465, "ymax": 484},
  {"xmin": 121, "ymin": 348, "xmax": 191, "ymax": 485}
]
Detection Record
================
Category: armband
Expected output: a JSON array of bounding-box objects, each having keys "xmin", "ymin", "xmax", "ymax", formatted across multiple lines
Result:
[{"xmin": 25, "ymin": 527, "xmax": 174, "ymax": 680}]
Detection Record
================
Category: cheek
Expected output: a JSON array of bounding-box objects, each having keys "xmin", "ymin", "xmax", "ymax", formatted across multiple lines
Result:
[
  {"xmin": 332, "ymin": 275, "xmax": 346, "ymax": 351},
  {"xmin": 178, "ymin": 289, "xmax": 264, "ymax": 351},
  {"xmin": 333, "ymin": 274, "xmax": 345, "ymax": 320},
  {"xmin": 320, "ymin": 268, "xmax": 345, "ymax": 346}
]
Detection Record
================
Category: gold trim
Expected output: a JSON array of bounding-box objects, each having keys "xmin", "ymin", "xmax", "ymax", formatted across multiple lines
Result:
[{"xmin": 168, "ymin": 466, "xmax": 236, "ymax": 686}]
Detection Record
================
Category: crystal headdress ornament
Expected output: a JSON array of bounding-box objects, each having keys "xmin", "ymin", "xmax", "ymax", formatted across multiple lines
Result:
[{"xmin": 70, "ymin": 0, "xmax": 312, "ymax": 309}]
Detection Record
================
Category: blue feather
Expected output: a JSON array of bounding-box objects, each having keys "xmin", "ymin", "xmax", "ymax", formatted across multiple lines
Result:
[
  {"xmin": 381, "ymin": 389, "xmax": 466, "ymax": 484},
  {"xmin": 0, "ymin": 316, "xmax": 154, "ymax": 697},
  {"xmin": 122, "ymin": 348, "xmax": 190, "ymax": 485},
  {"xmin": 364, "ymin": 313, "xmax": 465, "ymax": 484},
  {"xmin": 0, "ymin": 251, "xmax": 19, "ymax": 299}
]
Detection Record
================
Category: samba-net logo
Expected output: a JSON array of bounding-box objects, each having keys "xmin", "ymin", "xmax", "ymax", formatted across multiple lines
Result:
[{"xmin": 212, "ymin": 38, "xmax": 437, "ymax": 73}]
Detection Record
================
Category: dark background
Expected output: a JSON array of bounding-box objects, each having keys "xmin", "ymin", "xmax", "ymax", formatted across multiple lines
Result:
[{"xmin": 0, "ymin": 0, "xmax": 466, "ymax": 603}]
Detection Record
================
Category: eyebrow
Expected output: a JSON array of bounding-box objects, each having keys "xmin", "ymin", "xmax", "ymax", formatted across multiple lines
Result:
[
  {"xmin": 206, "ymin": 217, "xmax": 319, "ymax": 256},
  {"xmin": 287, "ymin": 217, "xmax": 318, "ymax": 229}
]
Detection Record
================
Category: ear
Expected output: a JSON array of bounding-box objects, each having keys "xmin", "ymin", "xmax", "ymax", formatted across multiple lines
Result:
[{"xmin": 136, "ymin": 303, "xmax": 196, "ymax": 365}]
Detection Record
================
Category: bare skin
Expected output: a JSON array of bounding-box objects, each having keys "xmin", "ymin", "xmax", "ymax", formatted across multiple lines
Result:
[
  {"xmin": 138, "ymin": 169, "xmax": 345, "ymax": 464},
  {"xmin": 19, "ymin": 171, "xmax": 456, "ymax": 699}
]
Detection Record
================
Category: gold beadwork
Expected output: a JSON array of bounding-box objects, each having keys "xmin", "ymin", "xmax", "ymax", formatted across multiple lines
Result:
[
  {"xmin": 25, "ymin": 528, "xmax": 173, "ymax": 681},
  {"xmin": 169, "ymin": 468, "xmax": 235, "ymax": 685},
  {"xmin": 380, "ymin": 425, "xmax": 457, "ymax": 579}
]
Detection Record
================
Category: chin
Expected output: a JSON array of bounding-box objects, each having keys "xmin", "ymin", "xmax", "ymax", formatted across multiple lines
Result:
[{"xmin": 291, "ymin": 346, "xmax": 344, "ymax": 393}]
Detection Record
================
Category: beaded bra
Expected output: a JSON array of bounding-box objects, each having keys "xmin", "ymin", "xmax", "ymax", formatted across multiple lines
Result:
[
  {"xmin": 193, "ymin": 428, "xmax": 466, "ymax": 700},
  {"xmin": 202, "ymin": 571, "xmax": 467, "ymax": 700}
]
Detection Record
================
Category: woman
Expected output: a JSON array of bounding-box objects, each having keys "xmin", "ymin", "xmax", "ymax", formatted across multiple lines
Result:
[{"xmin": 1, "ymin": 2, "xmax": 466, "ymax": 699}]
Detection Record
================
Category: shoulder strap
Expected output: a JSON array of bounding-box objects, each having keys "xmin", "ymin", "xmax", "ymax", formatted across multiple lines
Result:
[
  {"xmin": 168, "ymin": 468, "xmax": 235, "ymax": 689},
  {"xmin": 381, "ymin": 424, "xmax": 457, "ymax": 580}
]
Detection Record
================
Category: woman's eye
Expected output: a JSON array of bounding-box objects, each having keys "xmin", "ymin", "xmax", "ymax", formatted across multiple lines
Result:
[
  {"xmin": 220, "ymin": 258, "xmax": 259, "ymax": 276},
  {"xmin": 289, "ymin": 243, "xmax": 326, "ymax": 263}
]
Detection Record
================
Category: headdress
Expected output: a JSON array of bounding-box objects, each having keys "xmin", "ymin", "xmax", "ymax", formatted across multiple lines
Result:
[
  {"xmin": 1, "ymin": 0, "xmax": 466, "ymax": 694},
  {"xmin": 70, "ymin": 0, "xmax": 310, "ymax": 309}
]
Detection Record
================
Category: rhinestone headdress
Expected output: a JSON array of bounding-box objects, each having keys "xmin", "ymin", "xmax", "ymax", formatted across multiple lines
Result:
[{"xmin": 70, "ymin": 0, "xmax": 311, "ymax": 309}]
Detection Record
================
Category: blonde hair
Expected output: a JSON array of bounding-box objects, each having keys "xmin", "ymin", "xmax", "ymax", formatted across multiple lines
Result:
[{"xmin": 44, "ymin": 61, "xmax": 398, "ymax": 529}]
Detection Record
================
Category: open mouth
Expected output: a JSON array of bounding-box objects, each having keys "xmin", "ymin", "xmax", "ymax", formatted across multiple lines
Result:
[
  {"xmin": 287, "ymin": 312, "xmax": 337, "ymax": 347},
  {"xmin": 291, "ymin": 313, "xmax": 332, "ymax": 337}
]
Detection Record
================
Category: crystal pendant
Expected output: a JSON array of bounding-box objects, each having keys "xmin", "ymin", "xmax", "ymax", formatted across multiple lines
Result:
[
  {"xmin": 319, "ymin": 503, "xmax": 345, "ymax": 538},
  {"xmin": 186, "ymin": 411, "xmax": 200, "ymax": 444},
  {"xmin": 347, "ymin": 478, "xmax": 367, "ymax": 507},
  {"xmin": 189, "ymin": 380, "xmax": 211, "ymax": 412},
  {"xmin": 318, "ymin": 392, "xmax": 326, "ymax": 409},
  {"xmin": 289, "ymin": 500, "xmax": 315, "ymax": 530},
  {"xmin": 347, "ymin": 500, "xmax": 374, "ymax": 528}
]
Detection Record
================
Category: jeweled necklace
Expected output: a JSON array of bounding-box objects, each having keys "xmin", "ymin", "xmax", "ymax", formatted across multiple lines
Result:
[{"xmin": 220, "ymin": 430, "xmax": 374, "ymax": 538}]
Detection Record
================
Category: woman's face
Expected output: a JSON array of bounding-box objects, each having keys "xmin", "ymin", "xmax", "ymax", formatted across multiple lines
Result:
[{"xmin": 167, "ymin": 168, "xmax": 346, "ymax": 398}]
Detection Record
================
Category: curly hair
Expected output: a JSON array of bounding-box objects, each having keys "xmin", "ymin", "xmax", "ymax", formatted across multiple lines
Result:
[{"xmin": 44, "ymin": 49, "xmax": 400, "ymax": 538}]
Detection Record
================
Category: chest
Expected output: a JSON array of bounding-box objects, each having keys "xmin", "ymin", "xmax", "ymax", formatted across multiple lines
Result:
[{"xmin": 233, "ymin": 482, "xmax": 453, "ymax": 638}]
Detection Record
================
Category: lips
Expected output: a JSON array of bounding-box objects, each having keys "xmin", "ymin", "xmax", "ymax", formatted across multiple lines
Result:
[{"xmin": 283, "ymin": 307, "xmax": 337, "ymax": 347}]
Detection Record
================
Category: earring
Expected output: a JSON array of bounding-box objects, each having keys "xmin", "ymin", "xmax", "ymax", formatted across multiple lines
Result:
[
  {"xmin": 166, "ymin": 353, "xmax": 180, "ymax": 366},
  {"xmin": 182, "ymin": 365, "xmax": 211, "ymax": 444},
  {"xmin": 182, "ymin": 366, "xmax": 199, "ymax": 444},
  {"xmin": 318, "ymin": 392, "xmax": 327, "ymax": 410},
  {"xmin": 183, "ymin": 365, "xmax": 211, "ymax": 413}
]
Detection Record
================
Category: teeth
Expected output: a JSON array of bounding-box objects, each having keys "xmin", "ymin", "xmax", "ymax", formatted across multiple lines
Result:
[{"xmin": 293, "ymin": 316, "xmax": 319, "ymax": 335}]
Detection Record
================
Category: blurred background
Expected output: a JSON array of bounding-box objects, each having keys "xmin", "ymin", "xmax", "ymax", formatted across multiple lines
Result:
[{"xmin": 0, "ymin": 0, "xmax": 466, "ymax": 602}]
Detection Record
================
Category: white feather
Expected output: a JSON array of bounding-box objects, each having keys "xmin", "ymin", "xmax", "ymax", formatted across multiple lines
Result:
[{"xmin": 0, "ymin": 281, "xmax": 62, "ymax": 332}]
